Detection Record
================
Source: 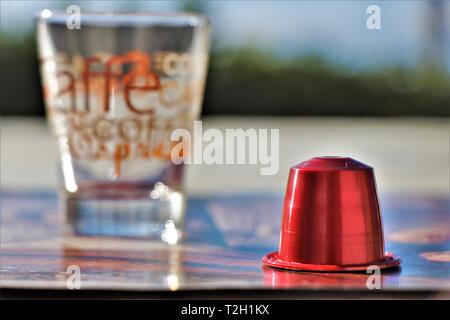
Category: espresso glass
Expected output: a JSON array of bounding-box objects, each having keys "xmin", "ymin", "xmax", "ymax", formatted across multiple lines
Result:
[{"xmin": 36, "ymin": 11, "xmax": 210, "ymax": 243}]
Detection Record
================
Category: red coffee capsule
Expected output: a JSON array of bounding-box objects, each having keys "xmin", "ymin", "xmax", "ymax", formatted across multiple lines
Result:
[{"xmin": 263, "ymin": 157, "xmax": 401, "ymax": 272}]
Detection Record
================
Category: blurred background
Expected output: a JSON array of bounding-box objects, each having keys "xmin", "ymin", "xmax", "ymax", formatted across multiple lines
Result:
[
  {"xmin": 1, "ymin": 0, "xmax": 449, "ymax": 197},
  {"xmin": 1, "ymin": 0, "xmax": 449, "ymax": 117}
]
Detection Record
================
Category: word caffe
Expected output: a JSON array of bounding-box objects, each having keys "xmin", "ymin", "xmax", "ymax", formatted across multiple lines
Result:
[{"xmin": 41, "ymin": 50, "xmax": 201, "ymax": 114}]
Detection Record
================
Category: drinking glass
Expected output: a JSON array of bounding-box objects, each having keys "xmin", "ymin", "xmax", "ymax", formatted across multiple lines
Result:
[{"xmin": 36, "ymin": 11, "xmax": 210, "ymax": 243}]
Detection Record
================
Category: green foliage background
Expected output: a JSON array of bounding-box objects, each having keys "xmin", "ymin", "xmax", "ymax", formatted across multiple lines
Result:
[{"xmin": 1, "ymin": 31, "xmax": 449, "ymax": 116}]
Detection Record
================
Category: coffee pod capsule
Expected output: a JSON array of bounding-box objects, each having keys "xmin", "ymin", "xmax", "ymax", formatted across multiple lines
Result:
[{"xmin": 263, "ymin": 157, "xmax": 401, "ymax": 272}]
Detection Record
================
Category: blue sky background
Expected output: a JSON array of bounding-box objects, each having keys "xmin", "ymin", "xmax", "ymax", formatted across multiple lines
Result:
[{"xmin": 1, "ymin": 1, "xmax": 449, "ymax": 71}]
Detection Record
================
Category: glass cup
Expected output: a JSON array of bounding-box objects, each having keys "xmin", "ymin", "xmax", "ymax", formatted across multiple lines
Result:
[{"xmin": 36, "ymin": 11, "xmax": 210, "ymax": 243}]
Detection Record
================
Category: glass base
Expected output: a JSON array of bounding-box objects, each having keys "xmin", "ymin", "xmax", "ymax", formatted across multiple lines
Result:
[{"xmin": 63, "ymin": 186, "xmax": 185, "ymax": 244}]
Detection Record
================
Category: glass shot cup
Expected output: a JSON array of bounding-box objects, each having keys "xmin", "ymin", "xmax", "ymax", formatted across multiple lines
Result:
[{"xmin": 36, "ymin": 11, "xmax": 211, "ymax": 243}]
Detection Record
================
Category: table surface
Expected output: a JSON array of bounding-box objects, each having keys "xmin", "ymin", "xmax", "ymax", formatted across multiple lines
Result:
[
  {"xmin": 1, "ymin": 117, "xmax": 449, "ymax": 196},
  {"xmin": 1, "ymin": 117, "xmax": 449, "ymax": 298},
  {"xmin": 1, "ymin": 190, "xmax": 449, "ymax": 298}
]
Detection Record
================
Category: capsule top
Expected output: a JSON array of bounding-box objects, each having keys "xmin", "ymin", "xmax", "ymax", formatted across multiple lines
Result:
[{"xmin": 293, "ymin": 156, "xmax": 372, "ymax": 171}]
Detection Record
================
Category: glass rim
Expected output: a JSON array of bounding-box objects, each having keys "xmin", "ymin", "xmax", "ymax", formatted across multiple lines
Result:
[{"xmin": 36, "ymin": 9, "xmax": 211, "ymax": 28}]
